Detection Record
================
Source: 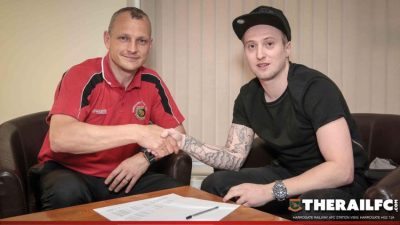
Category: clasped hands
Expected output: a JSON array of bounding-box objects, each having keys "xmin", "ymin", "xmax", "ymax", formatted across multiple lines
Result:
[{"xmin": 145, "ymin": 127, "xmax": 184, "ymax": 158}]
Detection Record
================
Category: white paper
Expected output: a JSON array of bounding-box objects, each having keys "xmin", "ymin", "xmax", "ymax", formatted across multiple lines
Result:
[{"xmin": 94, "ymin": 193, "xmax": 239, "ymax": 221}]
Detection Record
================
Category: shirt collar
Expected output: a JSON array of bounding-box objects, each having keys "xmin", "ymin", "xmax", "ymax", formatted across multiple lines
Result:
[{"xmin": 102, "ymin": 53, "xmax": 143, "ymax": 90}]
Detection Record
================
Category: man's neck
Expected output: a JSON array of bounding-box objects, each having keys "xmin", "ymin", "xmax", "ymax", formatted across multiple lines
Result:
[
  {"xmin": 108, "ymin": 59, "xmax": 136, "ymax": 89},
  {"xmin": 117, "ymin": 73, "xmax": 135, "ymax": 89},
  {"xmin": 260, "ymin": 61, "xmax": 289, "ymax": 102}
]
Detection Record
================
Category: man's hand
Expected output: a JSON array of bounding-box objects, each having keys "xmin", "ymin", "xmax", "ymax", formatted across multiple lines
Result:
[
  {"xmin": 136, "ymin": 125, "xmax": 165, "ymax": 150},
  {"xmin": 161, "ymin": 128, "xmax": 184, "ymax": 146},
  {"xmin": 136, "ymin": 125, "xmax": 180, "ymax": 158},
  {"xmin": 104, "ymin": 153, "xmax": 149, "ymax": 193},
  {"xmin": 147, "ymin": 128, "xmax": 184, "ymax": 158},
  {"xmin": 222, "ymin": 183, "xmax": 274, "ymax": 207}
]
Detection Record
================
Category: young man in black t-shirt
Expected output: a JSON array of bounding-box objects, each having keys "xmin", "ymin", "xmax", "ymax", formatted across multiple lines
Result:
[{"xmin": 155, "ymin": 6, "xmax": 368, "ymax": 213}]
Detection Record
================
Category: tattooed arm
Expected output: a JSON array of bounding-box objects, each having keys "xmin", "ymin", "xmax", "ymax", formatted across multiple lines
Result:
[{"xmin": 160, "ymin": 123, "xmax": 255, "ymax": 171}]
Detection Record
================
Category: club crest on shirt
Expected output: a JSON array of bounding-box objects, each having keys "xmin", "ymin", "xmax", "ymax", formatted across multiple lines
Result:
[{"xmin": 133, "ymin": 101, "xmax": 147, "ymax": 120}]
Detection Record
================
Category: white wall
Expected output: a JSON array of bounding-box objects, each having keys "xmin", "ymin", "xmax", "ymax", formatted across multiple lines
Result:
[{"xmin": 0, "ymin": 0, "xmax": 126, "ymax": 123}]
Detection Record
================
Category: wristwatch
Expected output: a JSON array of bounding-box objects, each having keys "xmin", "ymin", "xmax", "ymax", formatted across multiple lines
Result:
[
  {"xmin": 141, "ymin": 149, "xmax": 156, "ymax": 165},
  {"xmin": 272, "ymin": 180, "xmax": 288, "ymax": 201}
]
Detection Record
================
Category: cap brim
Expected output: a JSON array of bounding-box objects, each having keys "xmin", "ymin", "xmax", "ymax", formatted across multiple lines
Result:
[{"xmin": 232, "ymin": 13, "xmax": 288, "ymax": 40}]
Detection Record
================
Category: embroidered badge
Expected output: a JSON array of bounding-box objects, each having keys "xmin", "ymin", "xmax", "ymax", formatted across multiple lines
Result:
[{"xmin": 133, "ymin": 101, "xmax": 147, "ymax": 120}]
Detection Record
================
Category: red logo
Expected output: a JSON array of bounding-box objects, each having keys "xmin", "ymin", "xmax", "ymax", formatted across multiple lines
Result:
[{"xmin": 133, "ymin": 101, "xmax": 147, "ymax": 120}]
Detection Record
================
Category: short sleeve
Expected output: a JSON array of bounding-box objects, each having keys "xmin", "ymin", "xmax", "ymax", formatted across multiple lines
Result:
[
  {"xmin": 303, "ymin": 78, "xmax": 346, "ymax": 130},
  {"xmin": 49, "ymin": 67, "xmax": 90, "ymax": 122}
]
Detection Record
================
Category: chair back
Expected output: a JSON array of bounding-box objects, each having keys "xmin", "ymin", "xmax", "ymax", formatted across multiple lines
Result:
[
  {"xmin": 0, "ymin": 111, "xmax": 49, "ymax": 217},
  {"xmin": 352, "ymin": 113, "xmax": 400, "ymax": 165}
]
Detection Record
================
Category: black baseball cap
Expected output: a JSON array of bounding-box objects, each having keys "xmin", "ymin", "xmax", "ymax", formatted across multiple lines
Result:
[{"xmin": 232, "ymin": 6, "xmax": 291, "ymax": 41}]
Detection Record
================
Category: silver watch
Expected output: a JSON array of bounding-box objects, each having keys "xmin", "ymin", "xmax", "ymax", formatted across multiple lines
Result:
[{"xmin": 272, "ymin": 180, "xmax": 288, "ymax": 201}]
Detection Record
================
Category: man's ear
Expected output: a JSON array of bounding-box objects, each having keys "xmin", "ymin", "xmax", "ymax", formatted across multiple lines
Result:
[
  {"xmin": 104, "ymin": 31, "xmax": 111, "ymax": 50},
  {"xmin": 285, "ymin": 41, "xmax": 292, "ymax": 58},
  {"xmin": 149, "ymin": 38, "xmax": 153, "ymax": 50}
]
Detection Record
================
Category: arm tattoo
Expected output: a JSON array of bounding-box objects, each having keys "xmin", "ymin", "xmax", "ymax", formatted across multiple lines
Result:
[{"xmin": 182, "ymin": 124, "xmax": 254, "ymax": 171}]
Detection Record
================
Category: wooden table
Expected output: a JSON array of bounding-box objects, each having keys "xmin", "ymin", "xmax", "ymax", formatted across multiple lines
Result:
[{"xmin": 1, "ymin": 186, "xmax": 286, "ymax": 222}]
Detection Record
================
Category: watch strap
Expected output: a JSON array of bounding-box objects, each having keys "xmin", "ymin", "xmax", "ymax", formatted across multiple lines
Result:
[{"xmin": 140, "ymin": 148, "xmax": 156, "ymax": 165}]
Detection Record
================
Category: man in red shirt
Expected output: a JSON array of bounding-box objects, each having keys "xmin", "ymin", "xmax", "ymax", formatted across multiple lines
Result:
[{"xmin": 36, "ymin": 7, "xmax": 185, "ymax": 210}]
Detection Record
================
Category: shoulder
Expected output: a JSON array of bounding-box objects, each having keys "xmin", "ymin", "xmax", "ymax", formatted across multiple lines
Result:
[
  {"xmin": 140, "ymin": 67, "xmax": 164, "ymax": 83},
  {"xmin": 63, "ymin": 57, "xmax": 103, "ymax": 83},
  {"xmin": 288, "ymin": 63, "xmax": 338, "ymax": 97},
  {"xmin": 289, "ymin": 63, "xmax": 330, "ymax": 83},
  {"xmin": 139, "ymin": 67, "xmax": 174, "ymax": 99},
  {"xmin": 233, "ymin": 78, "xmax": 261, "ymax": 109},
  {"xmin": 238, "ymin": 78, "xmax": 261, "ymax": 96}
]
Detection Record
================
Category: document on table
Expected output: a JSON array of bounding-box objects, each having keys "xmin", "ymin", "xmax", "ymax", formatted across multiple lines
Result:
[{"xmin": 93, "ymin": 193, "xmax": 239, "ymax": 221}]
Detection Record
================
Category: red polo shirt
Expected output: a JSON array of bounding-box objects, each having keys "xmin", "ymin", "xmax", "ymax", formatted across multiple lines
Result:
[{"xmin": 38, "ymin": 54, "xmax": 184, "ymax": 178}]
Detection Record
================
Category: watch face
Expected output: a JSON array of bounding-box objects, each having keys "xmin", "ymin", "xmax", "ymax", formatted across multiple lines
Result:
[{"xmin": 273, "ymin": 180, "xmax": 287, "ymax": 201}]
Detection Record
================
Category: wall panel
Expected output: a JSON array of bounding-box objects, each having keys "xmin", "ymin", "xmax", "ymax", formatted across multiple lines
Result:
[
  {"xmin": 370, "ymin": 0, "xmax": 387, "ymax": 113},
  {"xmin": 143, "ymin": 0, "xmax": 400, "ymax": 147},
  {"xmin": 387, "ymin": 0, "xmax": 400, "ymax": 113}
]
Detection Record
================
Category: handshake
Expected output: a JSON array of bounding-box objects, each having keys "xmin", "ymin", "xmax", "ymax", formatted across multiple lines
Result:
[{"xmin": 140, "ymin": 126, "xmax": 186, "ymax": 159}]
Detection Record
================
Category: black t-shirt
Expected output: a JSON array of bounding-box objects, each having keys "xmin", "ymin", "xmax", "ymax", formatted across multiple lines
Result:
[{"xmin": 233, "ymin": 63, "xmax": 368, "ymax": 176}]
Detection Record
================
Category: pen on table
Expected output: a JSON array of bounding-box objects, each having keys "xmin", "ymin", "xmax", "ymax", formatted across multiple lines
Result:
[{"xmin": 186, "ymin": 206, "xmax": 219, "ymax": 220}]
